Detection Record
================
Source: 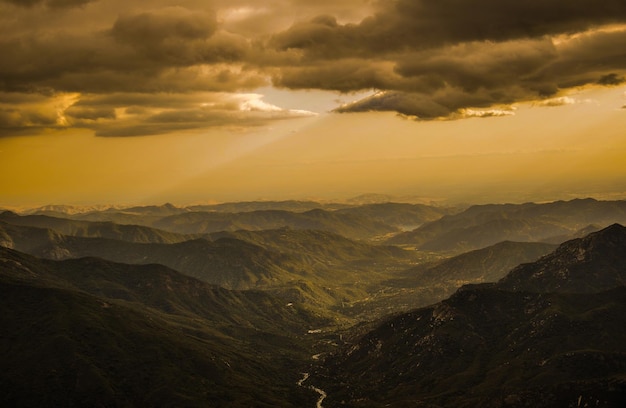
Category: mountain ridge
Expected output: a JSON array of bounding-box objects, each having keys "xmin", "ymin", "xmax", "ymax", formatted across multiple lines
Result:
[
  {"xmin": 387, "ymin": 199, "xmax": 626, "ymax": 251},
  {"xmin": 0, "ymin": 246, "xmax": 328, "ymax": 407},
  {"xmin": 314, "ymin": 223, "xmax": 626, "ymax": 407}
]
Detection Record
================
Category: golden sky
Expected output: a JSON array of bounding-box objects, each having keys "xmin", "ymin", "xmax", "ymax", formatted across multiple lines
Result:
[{"xmin": 1, "ymin": 1, "xmax": 626, "ymax": 208}]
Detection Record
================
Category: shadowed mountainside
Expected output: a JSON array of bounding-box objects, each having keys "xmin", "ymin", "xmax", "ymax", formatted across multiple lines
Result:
[
  {"xmin": 0, "ymin": 221, "xmax": 302, "ymax": 290},
  {"xmin": 0, "ymin": 221, "xmax": 420, "ymax": 314},
  {"xmin": 498, "ymin": 223, "xmax": 626, "ymax": 294},
  {"xmin": 315, "ymin": 224, "xmax": 626, "ymax": 407},
  {"xmin": 0, "ymin": 247, "xmax": 328, "ymax": 407}
]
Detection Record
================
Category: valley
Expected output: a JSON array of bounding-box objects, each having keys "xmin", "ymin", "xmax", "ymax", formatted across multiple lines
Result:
[{"xmin": 1, "ymin": 198, "xmax": 625, "ymax": 407}]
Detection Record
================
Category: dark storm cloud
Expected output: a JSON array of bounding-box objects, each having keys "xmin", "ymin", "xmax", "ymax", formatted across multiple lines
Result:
[
  {"xmin": 394, "ymin": 39, "xmax": 559, "ymax": 94},
  {"xmin": 335, "ymin": 86, "xmax": 522, "ymax": 120},
  {"xmin": 529, "ymin": 29, "xmax": 626, "ymax": 89},
  {"xmin": 0, "ymin": 5, "xmax": 253, "ymax": 94},
  {"xmin": 330, "ymin": 27, "xmax": 626, "ymax": 118},
  {"xmin": 64, "ymin": 105, "xmax": 116, "ymax": 120},
  {"xmin": 109, "ymin": 8, "xmax": 244, "ymax": 65},
  {"xmin": 273, "ymin": 0, "xmax": 626, "ymax": 55},
  {"xmin": 273, "ymin": 59, "xmax": 401, "ymax": 92},
  {"xmin": 266, "ymin": 0, "xmax": 626, "ymax": 118},
  {"xmin": 2, "ymin": 0, "xmax": 626, "ymax": 135},
  {"xmin": 0, "ymin": 106, "xmax": 58, "ymax": 127},
  {"xmin": 598, "ymin": 73, "xmax": 625, "ymax": 86}
]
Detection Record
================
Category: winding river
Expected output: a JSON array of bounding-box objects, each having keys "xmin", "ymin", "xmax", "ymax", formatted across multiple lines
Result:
[{"xmin": 297, "ymin": 373, "xmax": 327, "ymax": 408}]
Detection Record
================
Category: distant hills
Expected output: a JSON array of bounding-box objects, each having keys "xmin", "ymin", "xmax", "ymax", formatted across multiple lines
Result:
[
  {"xmin": 336, "ymin": 202, "xmax": 455, "ymax": 230},
  {"xmin": 152, "ymin": 209, "xmax": 400, "ymax": 240},
  {"xmin": 387, "ymin": 198, "xmax": 626, "ymax": 252},
  {"xmin": 0, "ymin": 219, "xmax": 420, "ymax": 313},
  {"xmin": 14, "ymin": 198, "xmax": 626, "ymax": 252},
  {"xmin": 314, "ymin": 224, "xmax": 626, "ymax": 407},
  {"xmin": 19, "ymin": 201, "xmax": 454, "ymax": 241},
  {"xmin": 0, "ymin": 211, "xmax": 195, "ymax": 244},
  {"xmin": 0, "ymin": 221, "xmax": 304, "ymax": 290}
]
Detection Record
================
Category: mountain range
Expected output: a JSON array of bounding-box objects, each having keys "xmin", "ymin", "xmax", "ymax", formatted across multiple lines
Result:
[
  {"xmin": 23, "ymin": 202, "xmax": 453, "ymax": 241},
  {"xmin": 0, "ymin": 247, "xmax": 327, "ymax": 407},
  {"xmin": 313, "ymin": 224, "xmax": 626, "ymax": 407},
  {"xmin": 0, "ymin": 211, "xmax": 195, "ymax": 244},
  {"xmin": 0, "ymin": 219, "xmax": 420, "ymax": 315},
  {"xmin": 387, "ymin": 198, "xmax": 626, "ymax": 252},
  {"xmin": 2, "ymin": 199, "xmax": 626, "ymax": 406}
]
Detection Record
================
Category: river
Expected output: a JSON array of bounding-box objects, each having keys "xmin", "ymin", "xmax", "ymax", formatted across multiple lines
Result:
[{"xmin": 297, "ymin": 372, "xmax": 327, "ymax": 408}]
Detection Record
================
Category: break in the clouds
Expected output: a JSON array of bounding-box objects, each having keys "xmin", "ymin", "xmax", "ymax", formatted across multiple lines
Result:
[{"xmin": 1, "ymin": 0, "xmax": 626, "ymax": 136}]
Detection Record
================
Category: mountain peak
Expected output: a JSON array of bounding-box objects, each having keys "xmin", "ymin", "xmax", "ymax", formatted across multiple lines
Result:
[
  {"xmin": 595, "ymin": 222, "xmax": 626, "ymax": 236},
  {"xmin": 497, "ymin": 223, "xmax": 626, "ymax": 293}
]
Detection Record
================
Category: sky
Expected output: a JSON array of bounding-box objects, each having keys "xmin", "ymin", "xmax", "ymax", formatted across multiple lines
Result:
[{"xmin": 1, "ymin": 0, "xmax": 626, "ymax": 208}]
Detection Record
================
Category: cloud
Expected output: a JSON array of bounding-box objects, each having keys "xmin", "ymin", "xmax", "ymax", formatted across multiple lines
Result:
[
  {"xmin": 0, "ymin": 90, "xmax": 316, "ymax": 137},
  {"xmin": 456, "ymin": 108, "xmax": 516, "ymax": 119},
  {"xmin": 0, "ymin": 5, "xmax": 254, "ymax": 94},
  {"xmin": 65, "ymin": 92, "xmax": 316, "ymax": 137},
  {"xmin": 597, "ymin": 73, "xmax": 625, "ymax": 85},
  {"xmin": 273, "ymin": 1, "xmax": 626, "ymax": 56},
  {"xmin": 266, "ymin": 2, "xmax": 626, "ymax": 118},
  {"xmin": 110, "ymin": 7, "xmax": 224, "ymax": 65},
  {"xmin": 288, "ymin": 26, "xmax": 626, "ymax": 118},
  {"xmin": 0, "ymin": 92, "xmax": 78, "ymax": 135},
  {"xmin": 2, "ymin": 0, "xmax": 626, "ymax": 135},
  {"xmin": 533, "ymin": 96, "xmax": 578, "ymax": 107}
]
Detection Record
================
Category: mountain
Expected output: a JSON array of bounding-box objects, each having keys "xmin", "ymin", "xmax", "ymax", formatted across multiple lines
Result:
[
  {"xmin": 153, "ymin": 209, "xmax": 399, "ymax": 240},
  {"xmin": 187, "ymin": 200, "xmax": 348, "ymax": 213},
  {"xmin": 317, "ymin": 287, "xmax": 626, "ymax": 407},
  {"xmin": 350, "ymin": 241, "xmax": 557, "ymax": 320},
  {"xmin": 0, "ymin": 211, "xmax": 194, "ymax": 244},
  {"xmin": 542, "ymin": 224, "xmax": 603, "ymax": 244},
  {"xmin": 498, "ymin": 223, "xmax": 626, "ymax": 293},
  {"xmin": 0, "ymin": 222, "xmax": 422, "ymax": 315},
  {"xmin": 26, "ymin": 203, "xmax": 186, "ymax": 217},
  {"xmin": 397, "ymin": 241, "xmax": 558, "ymax": 286},
  {"xmin": 208, "ymin": 227, "xmax": 413, "ymax": 267},
  {"xmin": 104, "ymin": 202, "xmax": 185, "ymax": 216},
  {"xmin": 0, "ymin": 247, "xmax": 327, "ymax": 407},
  {"xmin": 387, "ymin": 198, "xmax": 626, "ymax": 251},
  {"xmin": 22, "ymin": 204, "xmax": 116, "ymax": 215},
  {"xmin": 0, "ymin": 221, "xmax": 300, "ymax": 290},
  {"xmin": 344, "ymin": 193, "xmax": 444, "ymax": 205},
  {"xmin": 55, "ymin": 207, "xmax": 399, "ymax": 240},
  {"xmin": 17, "ymin": 201, "xmax": 453, "ymax": 241},
  {"xmin": 314, "ymin": 224, "xmax": 626, "ymax": 407},
  {"xmin": 336, "ymin": 202, "xmax": 455, "ymax": 230}
]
